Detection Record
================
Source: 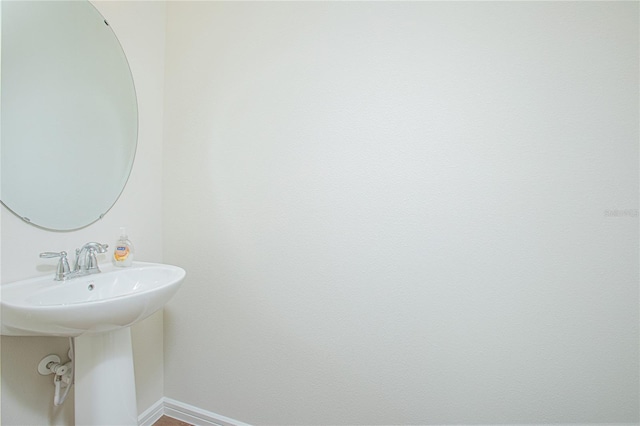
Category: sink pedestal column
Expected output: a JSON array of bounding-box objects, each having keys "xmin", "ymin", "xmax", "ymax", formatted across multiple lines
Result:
[{"xmin": 74, "ymin": 328, "xmax": 138, "ymax": 426}]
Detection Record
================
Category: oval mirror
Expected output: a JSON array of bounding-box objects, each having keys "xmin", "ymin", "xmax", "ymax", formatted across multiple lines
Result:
[{"xmin": 1, "ymin": 1, "xmax": 137, "ymax": 231}]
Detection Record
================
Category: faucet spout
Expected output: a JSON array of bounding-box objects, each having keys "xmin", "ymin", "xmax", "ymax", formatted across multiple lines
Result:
[{"xmin": 74, "ymin": 242, "xmax": 109, "ymax": 275}]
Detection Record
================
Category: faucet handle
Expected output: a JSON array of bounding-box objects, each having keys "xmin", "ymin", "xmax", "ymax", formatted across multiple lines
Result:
[
  {"xmin": 40, "ymin": 251, "xmax": 67, "ymax": 259},
  {"xmin": 39, "ymin": 251, "xmax": 71, "ymax": 281},
  {"xmin": 86, "ymin": 248, "xmax": 100, "ymax": 272},
  {"xmin": 78, "ymin": 242, "xmax": 109, "ymax": 253}
]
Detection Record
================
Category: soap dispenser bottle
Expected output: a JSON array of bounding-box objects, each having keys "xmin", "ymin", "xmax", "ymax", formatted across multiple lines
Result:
[{"xmin": 113, "ymin": 227, "xmax": 134, "ymax": 267}]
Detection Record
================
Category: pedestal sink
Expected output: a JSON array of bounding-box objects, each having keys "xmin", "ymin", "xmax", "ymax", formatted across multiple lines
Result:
[{"xmin": 1, "ymin": 261, "xmax": 186, "ymax": 425}]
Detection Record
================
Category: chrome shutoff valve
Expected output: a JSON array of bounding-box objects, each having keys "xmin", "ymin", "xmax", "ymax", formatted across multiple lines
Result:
[{"xmin": 38, "ymin": 353, "xmax": 74, "ymax": 406}]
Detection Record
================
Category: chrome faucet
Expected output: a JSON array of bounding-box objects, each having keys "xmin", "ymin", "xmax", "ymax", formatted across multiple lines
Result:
[
  {"xmin": 40, "ymin": 242, "xmax": 109, "ymax": 281},
  {"xmin": 74, "ymin": 242, "xmax": 109, "ymax": 275}
]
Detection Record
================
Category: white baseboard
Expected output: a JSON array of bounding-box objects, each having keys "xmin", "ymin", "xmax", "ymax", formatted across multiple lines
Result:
[
  {"xmin": 139, "ymin": 399, "xmax": 639, "ymax": 426},
  {"xmin": 138, "ymin": 398, "xmax": 165, "ymax": 426},
  {"xmin": 138, "ymin": 397, "xmax": 251, "ymax": 426}
]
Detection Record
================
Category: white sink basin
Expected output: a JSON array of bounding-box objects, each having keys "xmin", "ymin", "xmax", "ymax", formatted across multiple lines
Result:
[{"xmin": 1, "ymin": 261, "xmax": 185, "ymax": 336}]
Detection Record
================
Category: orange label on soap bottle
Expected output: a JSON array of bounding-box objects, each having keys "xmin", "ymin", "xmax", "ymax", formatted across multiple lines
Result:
[{"xmin": 114, "ymin": 246, "xmax": 130, "ymax": 261}]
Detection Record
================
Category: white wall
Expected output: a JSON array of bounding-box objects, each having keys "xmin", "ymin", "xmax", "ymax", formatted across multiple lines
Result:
[
  {"xmin": 1, "ymin": 1, "xmax": 166, "ymax": 424},
  {"xmin": 163, "ymin": 2, "xmax": 639, "ymax": 425}
]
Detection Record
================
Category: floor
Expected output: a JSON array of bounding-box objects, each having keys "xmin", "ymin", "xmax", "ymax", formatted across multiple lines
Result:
[{"xmin": 152, "ymin": 415, "xmax": 192, "ymax": 426}]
